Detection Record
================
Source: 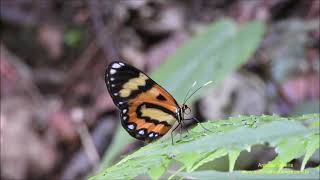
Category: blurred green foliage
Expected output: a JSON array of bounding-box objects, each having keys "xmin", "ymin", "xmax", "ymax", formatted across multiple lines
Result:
[
  {"xmin": 64, "ymin": 29, "xmax": 83, "ymax": 47},
  {"xmin": 152, "ymin": 19, "xmax": 265, "ymax": 104}
]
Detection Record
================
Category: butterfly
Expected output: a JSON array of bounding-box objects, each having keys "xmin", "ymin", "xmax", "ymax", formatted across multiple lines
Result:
[{"xmin": 105, "ymin": 61, "xmax": 211, "ymax": 143}]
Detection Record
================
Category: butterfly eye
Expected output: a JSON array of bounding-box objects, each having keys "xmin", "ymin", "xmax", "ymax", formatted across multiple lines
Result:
[{"xmin": 183, "ymin": 105, "xmax": 191, "ymax": 115}]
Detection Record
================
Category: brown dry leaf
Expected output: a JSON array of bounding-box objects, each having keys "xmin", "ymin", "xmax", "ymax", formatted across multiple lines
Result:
[
  {"xmin": 0, "ymin": 45, "xmax": 35, "ymax": 98},
  {"xmin": 0, "ymin": 54, "xmax": 18, "ymax": 97},
  {"xmin": 49, "ymin": 109, "xmax": 78, "ymax": 143},
  {"xmin": 73, "ymin": 8, "xmax": 90, "ymax": 25},
  {"xmin": 124, "ymin": 0, "xmax": 148, "ymax": 9},
  {"xmin": 94, "ymin": 91, "xmax": 115, "ymax": 113},
  {"xmin": 138, "ymin": 6, "xmax": 184, "ymax": 34},
  {"xmin": 1, "ymin": 97, "xmax": 56, "ymax": 180},
  {"xmin": 38, "ymin": 23, "xmax": 63, "ymax": 60},
  {"xmin": 229, "ymin": 0, "xmax": 271, "ymax": 23},
  {"xmin": 281, "ymin": 73, "xmax": 320, "ymax": 105},
  {"xmin": 120, "ymin": 46, "xmax": 146, "ymax": 70}
]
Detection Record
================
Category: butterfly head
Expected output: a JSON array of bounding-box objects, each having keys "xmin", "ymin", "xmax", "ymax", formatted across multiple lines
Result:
[
  {"xmin": 181, "ymin": 104, "xmax": 191, "ymax": 115},
  {"xmin": 177, "ymin": 104, "xmax": 191, "ymax": 122}
]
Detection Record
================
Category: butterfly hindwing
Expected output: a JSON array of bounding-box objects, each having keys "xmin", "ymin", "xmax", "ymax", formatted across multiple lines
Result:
[{"xmin": 105, "ymin": 61, "xmax": 180, "ymax": 141}]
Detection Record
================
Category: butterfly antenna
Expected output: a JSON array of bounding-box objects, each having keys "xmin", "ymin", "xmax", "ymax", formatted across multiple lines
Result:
[
  {"xmin": 184, "ymin": 81, "xmax": 213, "ymax": 104},
  {"xmin": 183, "ymin": 81, "xmax": 197, "ymax": 105}
]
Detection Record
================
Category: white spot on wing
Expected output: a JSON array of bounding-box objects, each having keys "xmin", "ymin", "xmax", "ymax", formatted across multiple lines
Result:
[
  {"xmin": 119, "ymin": 62, "xmax": 124, "ymax": 66},
  {"xmin": 123, "ymin": 116, "xmax": 127, "ymax": 120},
  {"xmin": 138, "ymin": 130, "xmax": 145, "ymax": 135},
  {"xmin": 114, "ymin": 93, "xmax": 118, "ymax": 96},
  {"xmin": 112, "ymin": 63, "xmax": 121, "ymax": 68},
  {"xmin": 149, "ymin": 133, "xmax": 154, "ymax": 138},
  {"xmin": 128, "ymin": 124, "xmax": 135, "ymax": 130},
  {"xmin": 110, "ymin": 77, "xmax": 115, "ymax": 81},
  {"xmin": 123, "ymin": 109, "xmax": 127, "ymax": 113},
  {"xmin": 110, "ymin": 69, "xmax": 116, "ymax": 74},
  {"xmin": 111, "ymin": 84, "xmax": 115, "ymax": 87}
]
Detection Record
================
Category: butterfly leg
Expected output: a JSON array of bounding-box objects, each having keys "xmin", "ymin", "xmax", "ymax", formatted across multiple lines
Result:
[
  {"xmin": 170, "ymin": 122, "xmax": 181, "ymax": 145},
  {"xmin": 184, "ymin": 125, "xmax": 191, "ymax": 136},
  {"xmin": 179, "ymin": 121, "xmax": 182, "ymax": 140},
  {"xmin": 181, "ymin": 120, "xmax": 191, "ymax": 137}
]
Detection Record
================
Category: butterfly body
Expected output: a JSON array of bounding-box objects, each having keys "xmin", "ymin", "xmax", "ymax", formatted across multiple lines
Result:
[{"xmin": 105, "ymin": 61, "xmax": 185, "ymax": 142}]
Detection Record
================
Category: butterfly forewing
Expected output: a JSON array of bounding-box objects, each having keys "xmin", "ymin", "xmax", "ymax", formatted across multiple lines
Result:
[{"xmin": 105, "ymin": 61, "xmax": 180, "ymax": 141}]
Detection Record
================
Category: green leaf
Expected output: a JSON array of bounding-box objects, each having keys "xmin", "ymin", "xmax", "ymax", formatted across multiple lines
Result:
[
  {"xmin": 262, "ymin": 137, "xmax": 306, "ymax": 171},
  {"xmin": 190, "ymin": 148, "xmax": 228, "ymax": 172},
  {"xmin": 131, "ymin": 118, "xmax": 311, "ymax": 158},
  {"xmin": 152, "ymin": 19, "xmax": 265, "ymax": 104},
  {"xmin": 176, "ymin": 152, "xmax": 203, "ymax": 172},
  {"xmin": 148, "ymin": 157, "xmax": 170, "ymax": 180},
  {"xmin": 301, "ymin": 134, "xmax": 320, "ymax": 170},
  {"xmin": 228, "ymin": 149, "xmax": 241, "ymax": 172},
  {"xmin": 90, "ymin": 114, "xmax": 320, "ymax": 180}
]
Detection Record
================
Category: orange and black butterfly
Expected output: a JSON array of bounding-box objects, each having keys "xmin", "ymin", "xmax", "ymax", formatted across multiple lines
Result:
[{"xmin": 105, "ymin": 61, "xmax": 211, "ymax": 143}]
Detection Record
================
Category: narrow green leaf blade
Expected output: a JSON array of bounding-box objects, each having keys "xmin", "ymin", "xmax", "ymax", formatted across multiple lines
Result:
[
  {"xmin": 228, "ymin": 149, "xmax": 241, "ymax": 172},
  {"xmin": 152, "ymin": 20, "xmax": 265, "ymax": 103},
  {"xmin": 301, "ymin": 134, "xmax": 320, "ymax": 170}
]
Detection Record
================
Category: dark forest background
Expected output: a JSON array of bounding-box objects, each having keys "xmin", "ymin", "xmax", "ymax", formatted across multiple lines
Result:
[{"xmin": 1, "ymin": 0, "xmax": 319, "ymax": 179}]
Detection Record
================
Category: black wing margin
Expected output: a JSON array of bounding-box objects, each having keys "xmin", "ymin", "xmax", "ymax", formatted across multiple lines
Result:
[{"xmin": 105, "ymin": 61, "xmax": 154, "ymax": 109}]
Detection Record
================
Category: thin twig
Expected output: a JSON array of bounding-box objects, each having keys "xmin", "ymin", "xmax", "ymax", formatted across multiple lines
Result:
[
  {"xmin": 71, "ymin": 108, "xmax": 100, "ymax": 170},
  {"xmin": 87, "ymin": 0, "xmax": 118, "ymax": 61}
]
